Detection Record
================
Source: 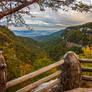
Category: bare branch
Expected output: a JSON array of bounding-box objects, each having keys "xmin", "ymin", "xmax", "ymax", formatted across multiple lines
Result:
[
  {"xmin": 0, "ymin": 0, "xmax": 91, "ymax": 27},
  {"xmin": 0, "ymin": 0, "xmax": 36, "ymax": 19}
]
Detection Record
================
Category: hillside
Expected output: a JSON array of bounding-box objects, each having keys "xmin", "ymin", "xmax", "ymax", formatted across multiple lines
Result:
[
  {"xmin": 32, "ymin": 30, "xmax": 69, "ymax": 61},
  {"xmin": 33, "ymin": 30, "xmax": 64, "ymax": 49},
  {"xmin": 0, "ymin": 26, "xmax": 53, "ymax": 82},
  {"xmin": 66, "ymin": 22, "xmax": 92, "ymax": 31},
  {"xmin": 62, "ymin": 22, "xmax": 92, "ymax": 46},
  {"xmin": 33, "ymin": 22, "xmax": 92, "ymax": 47},
  {"xmin": 33, "ymin": 22, "xmax": 92, "ymax": 61},
  {"xmin": 33, "ymin": 30, "xmax": 64, "ymax": 41}
]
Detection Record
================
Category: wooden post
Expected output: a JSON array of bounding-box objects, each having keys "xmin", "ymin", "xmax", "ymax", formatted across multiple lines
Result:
[
  {"xmin": 58, "ymin": 51, "xmax": 81, "ymax": 92},
  {"xmin": 0, "ymin": 51, "xmax": 7, "ymax": 92}
]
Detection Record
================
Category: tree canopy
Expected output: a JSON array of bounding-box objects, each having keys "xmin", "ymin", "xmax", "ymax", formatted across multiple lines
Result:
[{"xmin": 0, "ymin": 0, "xmax": 92, "ymax": 25}]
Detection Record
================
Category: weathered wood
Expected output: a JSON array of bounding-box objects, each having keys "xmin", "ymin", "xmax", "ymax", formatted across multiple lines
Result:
[
  {"xmin": 6, "ymin": 60, "xmax": 64, "ymax": 88},
  {"xmin": 82, "ymin": 75, "xmax": 92, "ymax": 81},
  {"xmin": 16, "ymin": 71, "xmax": 61, "ymax": 92},
  {"xmin": 79, "ymin": 59, "xmax": 92, "ymax": 63},
  {"xmin": 82, "ymin": 68, "xmax": 92, "ymax": 72},
  {"xmin": 35, "ymin": 79, "xmax": 60, "ymax": 92},
  {"xmin": 0, "ymin": 51, "xmax": 7, "ymax": 92},
  {"xmin": 59, "ymin": 51, "xmax": 81, "ymax": 92}
]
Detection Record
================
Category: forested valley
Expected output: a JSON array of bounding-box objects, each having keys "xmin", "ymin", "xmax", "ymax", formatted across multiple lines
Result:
[{"xmin": 0, "ymin": 22, "xmax": 92, "ymax": 91}]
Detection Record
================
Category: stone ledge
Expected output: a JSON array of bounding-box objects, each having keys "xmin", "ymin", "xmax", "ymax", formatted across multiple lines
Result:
[{"xmin": 65, "ymin": 88, "xmax": 92, "ymax": 92}]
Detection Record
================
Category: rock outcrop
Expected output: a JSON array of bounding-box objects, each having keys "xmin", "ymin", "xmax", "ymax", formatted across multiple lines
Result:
[{"xmin": 65, "ymin": 88, "xmax": 92, "ymax": 92}]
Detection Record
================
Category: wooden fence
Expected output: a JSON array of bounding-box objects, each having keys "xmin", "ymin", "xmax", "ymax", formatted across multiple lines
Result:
[{"xmin": 0, "ymin": 51, "xmax": 92, "ymax": 92}]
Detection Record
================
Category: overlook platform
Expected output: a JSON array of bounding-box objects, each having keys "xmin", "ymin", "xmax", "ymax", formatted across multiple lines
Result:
[{"xmin": 0, "ymin": 51, "xmax": 92, "ymax": 92}]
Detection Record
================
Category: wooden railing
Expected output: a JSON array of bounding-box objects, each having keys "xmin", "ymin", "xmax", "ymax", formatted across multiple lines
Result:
[
  {"xmin": 0, "ymin": 51, "xmax": 92, "ymax": 92},
  {"xmin": 6, "ymin": 60, "xmax": 64, "ymax": 89},
  {"xmin": 79, "ymin": 59, "xmax": 92, "ymax": 63},
  {"xmin": 7, "ymin": 60, "xmax": 64, "ymax": 92},
  {"xmin": 79, "ymin": 58, "xmax": 92, "ymax": 81}
]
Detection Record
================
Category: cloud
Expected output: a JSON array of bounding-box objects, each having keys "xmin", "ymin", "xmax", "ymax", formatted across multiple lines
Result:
[
  {"xmin": 26, "ymin": 20, "xmax": 50, "ymax": 25},
  {"xmin": 9, "ymin": 2, "xmax": 92, "ymax": 30}
]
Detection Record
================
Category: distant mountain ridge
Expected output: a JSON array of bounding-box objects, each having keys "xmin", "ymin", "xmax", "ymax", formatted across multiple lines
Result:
[
  {"xmin": 65, "ymin": 22, "xmax": 92, "ymax": 34},
  {"xmin": 33, "ymin": 22, "xmax": 92, "ymax": 42},
  {"xmin": 32, "ymin": 22, "xmax": 92, "ymax": 49},
  {"xmin": 33, "ymin": 30, "xmax": 64, "ymax": 41},
  {"xmin": 12, "ymin": 30, "xmax": 58, "ymax": 38}
]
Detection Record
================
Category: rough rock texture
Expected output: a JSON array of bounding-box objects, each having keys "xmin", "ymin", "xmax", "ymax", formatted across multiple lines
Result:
[
  {"xmin": 31, "ymin": 79, "xmax": 59, "ymax": 92},
  {"xmin": 66, "ymin": 41, "xmax": 82, "ymax": 48},
  {"xmin": 65, "ymin": 88, "xmax": 92, "ymax": 92},
  {"xmin": 47, "ymin": 88, "xmax": 92, "ymax": 92},
  {"xmin": 33, "ymin": 83, "xmax": 92, "ymax": 92}
]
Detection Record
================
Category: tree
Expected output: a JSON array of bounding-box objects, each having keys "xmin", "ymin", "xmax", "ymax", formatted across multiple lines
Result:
[
  {"xmin": 66, "ymin": 30, "xmax": 83, "ymax": 44},
  {"xmin": 88, "ymin": 34, "xmax": 92, "ymax": 47},
  {"xmin": 0, "ymin": 0, "xmax": 92, "ymax": 25},
  {"xmin": 82, "ymin": 46, "xmax": 92, "ymax": 58},
  {"xmin": 0, "ymin": 0, "xmax": 36, "ymax": 19}
]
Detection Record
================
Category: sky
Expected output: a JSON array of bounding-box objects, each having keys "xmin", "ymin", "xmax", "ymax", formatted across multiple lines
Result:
[{"xmin": 8, "ymin": 0, "xmax": 92, "ymax": 30}]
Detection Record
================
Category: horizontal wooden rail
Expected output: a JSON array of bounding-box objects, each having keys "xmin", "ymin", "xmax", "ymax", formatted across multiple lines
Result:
[
  {"xmin": 16, "ymin": 71, "xmax": 61, "ymax": 92},
  {"xmin": 5, "ymin": 52, "xmax": 92, "ymax": 92},
  {"xmin": 82, "ymin": 67, "xmax": 92, "ymax": 72},
  {"xmin": 36, "ymin": 79, "xmax": 60, "ymax": 92},
  {"xmin": 82, "ymin": 75, "xmax": 92, "ymax": 81},
  {"xmin": 79, "ymin": 59, "xmax": 92, "ymax": 63},
  {"xmin": 7, "ymin": 60, "xmax": 64, "ymax": 88}
]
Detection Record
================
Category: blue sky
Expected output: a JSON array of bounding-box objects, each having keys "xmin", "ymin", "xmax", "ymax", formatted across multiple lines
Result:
[{"xmin": 4, "ymin": 0, "xmax": 92, "ymax": 30}]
